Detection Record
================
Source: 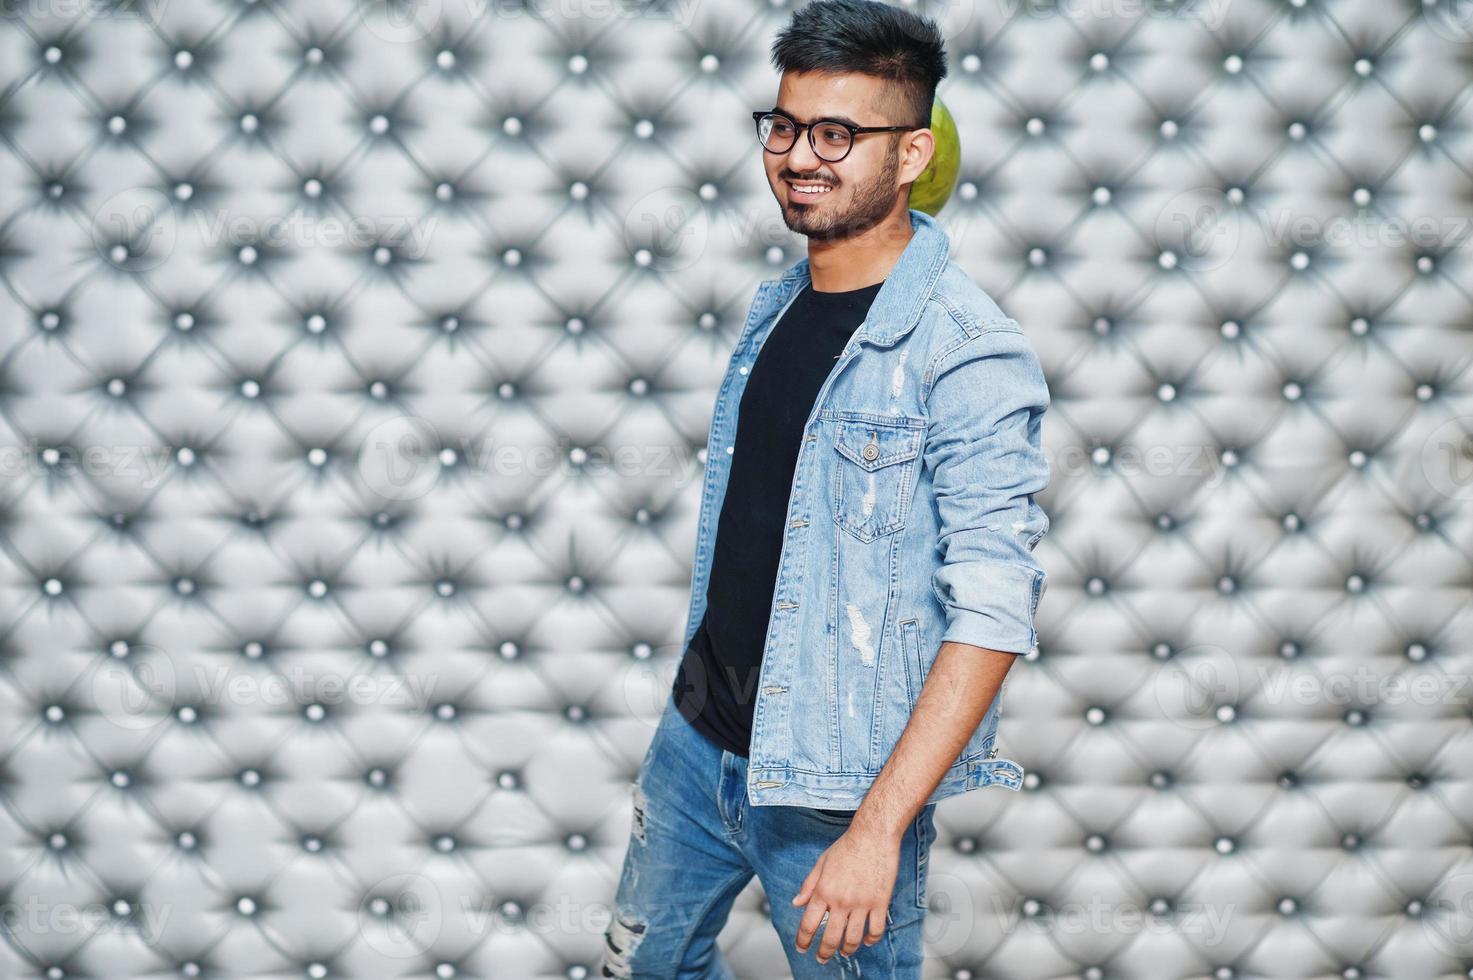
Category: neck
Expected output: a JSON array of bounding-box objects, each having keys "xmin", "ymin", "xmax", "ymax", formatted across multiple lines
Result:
[{"xmin": 807, "ymin": 209, "xmax": 913, "ymax": 293}]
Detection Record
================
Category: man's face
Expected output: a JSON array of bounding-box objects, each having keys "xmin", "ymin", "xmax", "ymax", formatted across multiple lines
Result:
[{"xmin": 761, "ymin": 71, "xmax": 932, "ymax": 242}]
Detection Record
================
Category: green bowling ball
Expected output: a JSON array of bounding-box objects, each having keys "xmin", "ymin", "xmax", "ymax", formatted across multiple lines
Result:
[{"xmin": 908, "ymin": 96, "xmax": 960, "ymax": 216}]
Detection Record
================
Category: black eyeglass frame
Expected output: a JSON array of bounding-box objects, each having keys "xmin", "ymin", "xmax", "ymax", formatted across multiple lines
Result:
[{"xmin": 751, "ymin": 109, "xmax": 923, "ymax": 163}]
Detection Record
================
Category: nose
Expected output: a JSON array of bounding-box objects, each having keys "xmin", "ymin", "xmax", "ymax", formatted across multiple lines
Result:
[{"xmin": 782, "ymin": 127, "xmax": 825, "ymax": 175}]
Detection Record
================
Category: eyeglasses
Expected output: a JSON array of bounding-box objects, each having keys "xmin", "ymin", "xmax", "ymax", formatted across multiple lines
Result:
[{"xmin": 752, "ymin": 110, "xmax": 921, "ymax": 163}]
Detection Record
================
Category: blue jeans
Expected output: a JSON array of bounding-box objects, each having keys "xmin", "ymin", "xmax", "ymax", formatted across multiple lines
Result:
[{"xmin": 600, "ymin": 693, "xmax": 937, "ymax": 978}]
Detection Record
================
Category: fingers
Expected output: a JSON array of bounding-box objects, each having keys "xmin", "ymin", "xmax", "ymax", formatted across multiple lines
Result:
[
  {"xmin": 838, "ymin": 907, "xmax": 870, "ymax": 956},
  {"xmin": 814, "ymin": 906, "xmax": 851, "ymax": 963},
  {"xmin": 801, "ymin": 902, "xmax": 889, "ymax": 962},
  {"xmin": 864, "ymin": 905, "xmax": 887, "ymax": 945},
  {"xmin": 794, "ymin": 900, "xmax": 827, "ymax": 953}
]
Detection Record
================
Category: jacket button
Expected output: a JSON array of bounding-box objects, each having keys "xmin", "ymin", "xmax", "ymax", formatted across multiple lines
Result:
[{"xmin": 862, "ymin": 444, "xmax": 879, "ymax": 461}]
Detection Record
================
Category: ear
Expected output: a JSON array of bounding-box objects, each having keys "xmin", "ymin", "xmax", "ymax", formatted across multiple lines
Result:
[{"xmin": 901, "ymin": 128, "xmax": 936, "ymax": 185}]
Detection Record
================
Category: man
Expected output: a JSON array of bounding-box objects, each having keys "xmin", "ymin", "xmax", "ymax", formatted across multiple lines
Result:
[{"xmin": 600, "ymin": 1, "xmax": 1051, "ymax": 976}]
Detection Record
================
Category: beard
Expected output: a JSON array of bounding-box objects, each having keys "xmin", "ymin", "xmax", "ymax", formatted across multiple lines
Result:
[{"xmin": 779, "ymin": 137, "xmax": 902, "ymax": 242}]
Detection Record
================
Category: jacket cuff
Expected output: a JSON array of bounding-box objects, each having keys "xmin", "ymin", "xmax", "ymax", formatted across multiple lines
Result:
[{"xmin": 934, "ymin": 559, "xmax": 1045, "ymax": 655}]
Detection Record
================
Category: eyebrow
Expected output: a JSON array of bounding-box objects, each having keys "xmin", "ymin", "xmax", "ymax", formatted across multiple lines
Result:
[{"xmin": 771, "ymin": 105, "xmax": 862, "ymax": 129}]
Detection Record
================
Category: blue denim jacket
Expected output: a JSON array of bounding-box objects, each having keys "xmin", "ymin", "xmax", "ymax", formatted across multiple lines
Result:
[{"xmin": 684, "ymin": 208, "xmax": 1051, "ymax": 809}]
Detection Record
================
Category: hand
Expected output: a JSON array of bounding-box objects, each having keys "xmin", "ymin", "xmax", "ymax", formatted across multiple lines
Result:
[{"xmin": 790, "ymin": 825, "xmax": 901, "ymax": 964}]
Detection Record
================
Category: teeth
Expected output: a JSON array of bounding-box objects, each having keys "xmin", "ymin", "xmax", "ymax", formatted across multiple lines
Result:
[{"xmin": 791, "ymin": 183, "xmax": 832, "ymax": 195}]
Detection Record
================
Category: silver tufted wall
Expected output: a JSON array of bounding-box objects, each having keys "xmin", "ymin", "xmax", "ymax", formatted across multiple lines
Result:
[{"xmin": 3, "ymin": 0, "xmax": 1473, "ymax": 977}]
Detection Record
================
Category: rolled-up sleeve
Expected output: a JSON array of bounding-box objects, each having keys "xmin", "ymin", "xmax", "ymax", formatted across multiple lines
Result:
[{"xmin": 924, "ymin": 323, "xmax": 1051, "ymax": 655}]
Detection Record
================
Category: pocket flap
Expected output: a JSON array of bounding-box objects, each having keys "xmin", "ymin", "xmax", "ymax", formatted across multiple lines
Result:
[{"xmin": 834, "ymin": 420, "xmax": 921, "ymax": 471}]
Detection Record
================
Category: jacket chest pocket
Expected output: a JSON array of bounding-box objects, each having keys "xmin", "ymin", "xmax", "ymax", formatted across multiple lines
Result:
[{"xmin": 830, "ymin": 416, "xmax": 923, "ymax": 543}]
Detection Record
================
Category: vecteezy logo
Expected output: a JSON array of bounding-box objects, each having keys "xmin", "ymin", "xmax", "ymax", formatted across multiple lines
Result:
[
  {"xmin": 1420, "ymin": 416, "xmax": 1473, "ymax": 502},
  {"xmin": 1425, "ymin": 0, "xmax": 1473, "ymax": 43},
  {"xmin": 92, "ymin": 187, "xmax": 176, "ymax": 273},
  {"xmin": 88, "ymin": 643, "xmax": 175, "ymax": 734},
  {"xmin": 1155, "ymin": 188, "xmax": 1239, "ymax": 274},
  {"xmin": 358, "ymin": 873, "xmax": 443, "ymax": 959},
  {"xmin": 1421, "ymin": 872, "xmax": 1473, "ymax": 957},
  {"xmin": 359, "ymin": 0, "xmax": 444, "ymax": 45},
  {"xmin": 623, "ymin": 188, "xmax": 708, "ymax": 274},
  {"xmin": 1151, "ymin": 644, "xmax": 1241, "ymax": 732},
  {"xmin": 357, "ymin": 415, "xmax": 443, "ymax": 501}
]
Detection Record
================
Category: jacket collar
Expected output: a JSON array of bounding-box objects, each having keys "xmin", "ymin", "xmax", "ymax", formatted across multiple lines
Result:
[{"xmin": 774, "ymin": 207, "xmax": 951, "ymax": 347}]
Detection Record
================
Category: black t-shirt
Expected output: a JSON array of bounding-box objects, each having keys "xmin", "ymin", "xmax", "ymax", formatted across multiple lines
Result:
[{"xmin": 672, "ymin": 278, "xmax": 886, "ymax": 757}]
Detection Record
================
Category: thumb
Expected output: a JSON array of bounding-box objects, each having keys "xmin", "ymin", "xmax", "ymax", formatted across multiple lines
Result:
[{"xmin": 792, "ymin": 857, "xmax": 822, "ymax": 905}]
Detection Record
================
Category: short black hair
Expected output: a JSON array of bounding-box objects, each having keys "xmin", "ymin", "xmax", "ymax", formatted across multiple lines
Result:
[{"xmin": 769, "ymin": 0, "xmax": 948, "ymax": 130}]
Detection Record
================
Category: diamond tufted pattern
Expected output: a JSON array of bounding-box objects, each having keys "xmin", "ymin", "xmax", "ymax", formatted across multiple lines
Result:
[{"xmin": 2, "ymin": 1, "xmax": 1472, "ymax": 978}]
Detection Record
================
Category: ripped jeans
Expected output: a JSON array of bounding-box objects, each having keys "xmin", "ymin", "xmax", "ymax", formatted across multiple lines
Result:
[{"xmin": 600, "ymin": 693, "xmax": 937, "ymax": 978}]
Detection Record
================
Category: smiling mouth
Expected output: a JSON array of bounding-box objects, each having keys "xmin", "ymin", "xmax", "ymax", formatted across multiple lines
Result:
[{"xmin": 787, "ymin": 180, "xmax": 834, "ymax": 197}]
